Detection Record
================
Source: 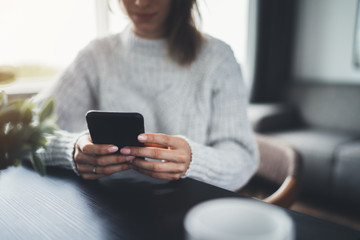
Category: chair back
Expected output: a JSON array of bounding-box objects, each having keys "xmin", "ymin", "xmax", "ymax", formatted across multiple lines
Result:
[{"xmin": 239, "ymin": 134, "xmax": 302, "ymax": 208}]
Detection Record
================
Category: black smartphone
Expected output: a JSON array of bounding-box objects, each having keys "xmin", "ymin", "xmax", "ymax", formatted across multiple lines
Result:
[{"xmin": 86, "ymin": 111, "xmax": 145, "ymax": 151}]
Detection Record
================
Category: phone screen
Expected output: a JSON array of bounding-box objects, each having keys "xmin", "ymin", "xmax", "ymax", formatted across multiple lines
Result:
[{"xmin": 86, "ymin": 111, "xmax": 145, "ymax": 150}]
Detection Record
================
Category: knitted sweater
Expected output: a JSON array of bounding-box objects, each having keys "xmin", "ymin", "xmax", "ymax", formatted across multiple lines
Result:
[{"xmin": 34, "ymin": 27, "xmax": 259, "ymax": 191}]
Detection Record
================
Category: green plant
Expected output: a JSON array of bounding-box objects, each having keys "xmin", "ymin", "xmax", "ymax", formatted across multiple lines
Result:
[{"xmin": 0, "ymin": 91, "xmax": 58, "ymax": 175}]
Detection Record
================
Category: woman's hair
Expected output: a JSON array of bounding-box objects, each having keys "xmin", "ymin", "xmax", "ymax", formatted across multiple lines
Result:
[
  {"xmin": 116, "ymin": 0, "xmax": 203, "ymax": 65},
  {"xmin": 165, "ymin": 0, "xmax": 203, "ymax": 66}
]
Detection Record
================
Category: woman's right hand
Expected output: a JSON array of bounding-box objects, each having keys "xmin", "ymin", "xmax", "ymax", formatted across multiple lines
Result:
[{"xmin": 73, "ymin": 134, "xmax": 135, "ymax": 179}]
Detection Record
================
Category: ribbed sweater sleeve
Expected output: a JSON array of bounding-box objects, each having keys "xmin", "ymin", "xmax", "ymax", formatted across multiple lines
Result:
[
  {"xmin": 35, "ymin": 130, "xmax": 80, "ymax": 172},
  {"xmin": 181, "ymin": 46, "xmax": 258, "ymax": 191}
]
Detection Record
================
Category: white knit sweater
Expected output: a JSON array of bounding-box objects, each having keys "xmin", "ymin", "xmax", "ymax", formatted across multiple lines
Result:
[{"xmin": 34, "ymin": 27, "xmax": 259, "ymax": 191}]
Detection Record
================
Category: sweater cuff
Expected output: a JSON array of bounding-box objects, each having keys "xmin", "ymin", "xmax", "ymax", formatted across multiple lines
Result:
[
  {"xmin": 37, "ymin": 130, "xmax": 87, "ymax": 175},
  {"xmin": 176, "ymin": 135, "xmax": 207, "ymax": 179}
]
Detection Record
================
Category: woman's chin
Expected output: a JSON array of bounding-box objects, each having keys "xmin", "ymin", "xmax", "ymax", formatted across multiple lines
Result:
[{"xmin": 132, "ymin": 25, "xmax": 163, "ymax": 39}]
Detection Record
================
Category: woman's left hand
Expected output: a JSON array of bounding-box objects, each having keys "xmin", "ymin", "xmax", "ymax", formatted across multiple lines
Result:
[{"xmin": 120, "ymin": 133, "xmax": 192, "ymax": 180}]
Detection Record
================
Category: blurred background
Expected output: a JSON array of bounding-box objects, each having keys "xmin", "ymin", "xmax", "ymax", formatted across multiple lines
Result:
[
  {"xmin": 1, "ymin": 0, "xmax": 360, "ymax": 230},
  {"xmin": 0, "ymin": 0, "xmax": 249, "ymax": 94}
]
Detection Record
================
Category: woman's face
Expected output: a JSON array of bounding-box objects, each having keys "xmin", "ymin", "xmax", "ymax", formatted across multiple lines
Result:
[{"xmin": 122, "ymin": 0, "xmax": 172, "ymax": 39}]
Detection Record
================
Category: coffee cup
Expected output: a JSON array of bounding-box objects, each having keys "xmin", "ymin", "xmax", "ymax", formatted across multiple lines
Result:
[{"xmin": 184, "ymin": 198, "xmax": 295, "ymax": 240}]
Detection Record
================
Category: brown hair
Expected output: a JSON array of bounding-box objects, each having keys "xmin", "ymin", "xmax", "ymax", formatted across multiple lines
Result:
[{"xmin": 165, "ymin": 0, "xmax": 203, "ymax": 66}]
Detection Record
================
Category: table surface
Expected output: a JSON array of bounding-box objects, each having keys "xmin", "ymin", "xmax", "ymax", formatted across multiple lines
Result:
[{"xmin": 1, "ymin": 164, "xmax": 359, "ymax": 240}]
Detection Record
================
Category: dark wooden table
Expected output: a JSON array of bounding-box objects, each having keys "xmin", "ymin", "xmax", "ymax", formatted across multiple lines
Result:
[{"xmin": 1, "ymin": 164, "xmax": 359, "ymax": 240}]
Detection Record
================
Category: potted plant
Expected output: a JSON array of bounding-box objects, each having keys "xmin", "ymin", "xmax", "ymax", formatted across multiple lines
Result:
[{"xmin": 0, "ymin": 91, "xmax": 58, "ymax": 175}]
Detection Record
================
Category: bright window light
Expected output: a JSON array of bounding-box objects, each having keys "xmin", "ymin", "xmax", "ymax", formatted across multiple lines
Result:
[
  {"xmin": 198, "ymin": 0, "xmax": 249, "ymax": 67},
  {"xmin": 0, "ymin": 0, "xmax": 249, "ymax": 94},
  {"xmin": 0, "ymin": 0, "xmax": 96, "ymax": 94},
  {"xmin": 0, "ymin": 0, "xmax": 96, "ymax": 68}
]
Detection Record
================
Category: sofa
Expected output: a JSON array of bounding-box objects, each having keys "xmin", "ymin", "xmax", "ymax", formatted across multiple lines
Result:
[{"xmin": 248, "ymin": 81, "xmax": 360, "ymax": 205}]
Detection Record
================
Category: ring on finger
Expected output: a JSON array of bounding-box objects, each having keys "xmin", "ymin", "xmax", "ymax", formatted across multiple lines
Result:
[{"xmin": 92, "ymin": 166, "xmax": 97, "ymax": 174}]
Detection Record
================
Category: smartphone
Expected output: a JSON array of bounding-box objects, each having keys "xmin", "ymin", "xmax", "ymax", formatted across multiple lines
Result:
[{"xmin": 86, "ymin": 110, "xmax": 145, "ymax": 151}]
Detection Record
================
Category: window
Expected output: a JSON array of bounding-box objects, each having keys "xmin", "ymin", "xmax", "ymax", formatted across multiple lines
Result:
[
  {"xmin": 197, "ymin": 0, "xmax": 249, "ymax": 69},
  {"xmin": 354, "ymin": 0, "xmax": 360, "ymax": 68},
  {"xmin": 0, "ymin": 0, "xmax": 97, "ymax": 94},
  {"xmin": 1, "ymin": 0, "xmax": 250, "ymax": 93}
]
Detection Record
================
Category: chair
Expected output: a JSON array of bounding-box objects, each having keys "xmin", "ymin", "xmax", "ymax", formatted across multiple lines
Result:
[{"xmin": 239, "ymin": 134, "xmax": 302, "ymax": 208}]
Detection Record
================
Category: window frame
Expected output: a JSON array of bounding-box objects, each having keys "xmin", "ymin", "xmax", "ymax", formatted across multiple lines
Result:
[{"xmin": 354, "ymin": 0, "xmax": 360, "ymax": 68}]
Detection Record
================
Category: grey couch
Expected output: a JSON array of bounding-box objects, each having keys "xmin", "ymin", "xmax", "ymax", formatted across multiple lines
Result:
[{"xmin": 249, "ymin": 82, "xmax": 360, "ymax": 205}]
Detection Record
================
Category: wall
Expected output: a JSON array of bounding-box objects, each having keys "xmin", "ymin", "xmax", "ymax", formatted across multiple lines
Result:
[{"xmin": 293, "ymin": 0, "xmax": 360, "ymax": 83}]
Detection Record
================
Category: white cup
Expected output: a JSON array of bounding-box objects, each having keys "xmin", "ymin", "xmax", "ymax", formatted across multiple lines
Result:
[{"xmin": 184, "ymin": 198, "xmax": 295, "ymax": 240}]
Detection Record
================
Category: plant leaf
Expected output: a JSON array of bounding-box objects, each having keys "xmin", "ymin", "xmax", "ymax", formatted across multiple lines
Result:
[
  {"xmin": 39, "ymin": 98, "xmax": 54, "ymax": 122},
  {"xmin": 0, "ymin": 91, "xmax": 8, "ymax": 108},
  {"xmin": 30, "ymin": 152, "xmax": 46, "ymax": 176},
  {"xmin": 13, "ymin": 159, "xmax": 21, "ymax": 167},
  {"xmin": 21, "ymin": 102, "xmax": 34, "ymax": 124}
]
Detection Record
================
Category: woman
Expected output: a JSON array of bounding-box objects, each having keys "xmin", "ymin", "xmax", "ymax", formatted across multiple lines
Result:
[{"xmin": 35, "ymin": 0, "xmax": 258, "ymax": 191}]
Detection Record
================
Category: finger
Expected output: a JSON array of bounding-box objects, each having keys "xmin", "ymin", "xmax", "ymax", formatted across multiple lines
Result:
[
  {"xmin": 144, "ymin": 143, "xmax": 168, "ymax": 148},
  {"xmin": 132, "ymin": 158, "xmax": 186, "ymax": 173},
  {"xmin": 77, "ymin": 134, "xmax": 119, "ymax": 155},
  {"xmin": 121, "ymin": 146, "xmax": 178, "ymax": 162},
  {"xmin": 138, "ymin": 133, "xmax": 185, "ymax": 149},
  {"xmin": 74, "ymin": 149, "xmax": 97, "ymax": 165},
  {"xmin": 76, "ymin": 163, "xmax": 106, "ymax": 179},
  {"xmin": 95, "ymin": 155, "xmax": 135, "ymax": 166},
  {"xmin": 133, "ymin": 166, "xmax": 183, "ymax": 181},
  {"xmin": 95, "ymin": 164, "xmax": 133, "ymax": 175},
  {"xmin": 76, "ymin": 163, "xmax": 104, "ymax": 174},
  {"xmin": 76, "ymin": 163, "xmax": 132, "ymax": 178}
]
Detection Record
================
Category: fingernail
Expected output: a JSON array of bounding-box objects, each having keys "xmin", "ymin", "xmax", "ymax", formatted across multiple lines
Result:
[
  {"xmin": 138, "ymin": 134, "xmax": 147, "ymax": 141},
  {"xmin": 125, "ymin": 156, "xmax": 135, "ymax": 162},
  {"xmin": 108, "ymin": 146, "xmax": 118, "ymax": 153},
  {"xmin": 120, "ymin": 147, "xmax": 131, "ymax": 154}
]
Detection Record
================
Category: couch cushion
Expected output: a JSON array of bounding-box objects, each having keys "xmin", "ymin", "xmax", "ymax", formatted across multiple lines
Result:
[
  {"xmin": 288, "ymin": 82, "xmax": 360, "ymax": 134},
  {"xmin": 271, "ymin": 129, "xmax": 356, "ymax": 197},
  {"xmin": 333, "ymin": 141, "xmax": 360, "ymax": 203}
]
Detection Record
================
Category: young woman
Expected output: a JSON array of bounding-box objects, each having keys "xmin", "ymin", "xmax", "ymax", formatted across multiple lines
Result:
[{"xmin": 34, "ymin": 0, "xmax": 258, "ymax": 191}]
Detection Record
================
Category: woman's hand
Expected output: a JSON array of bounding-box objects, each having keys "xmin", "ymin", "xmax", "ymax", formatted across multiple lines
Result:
[
  {"xmin": 73, "ymin": 134, "xmax": 134, "ymax": 179},
  {"xmin": 120, "ymin": 133, "xmax": 192, "ymax": 180}
]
